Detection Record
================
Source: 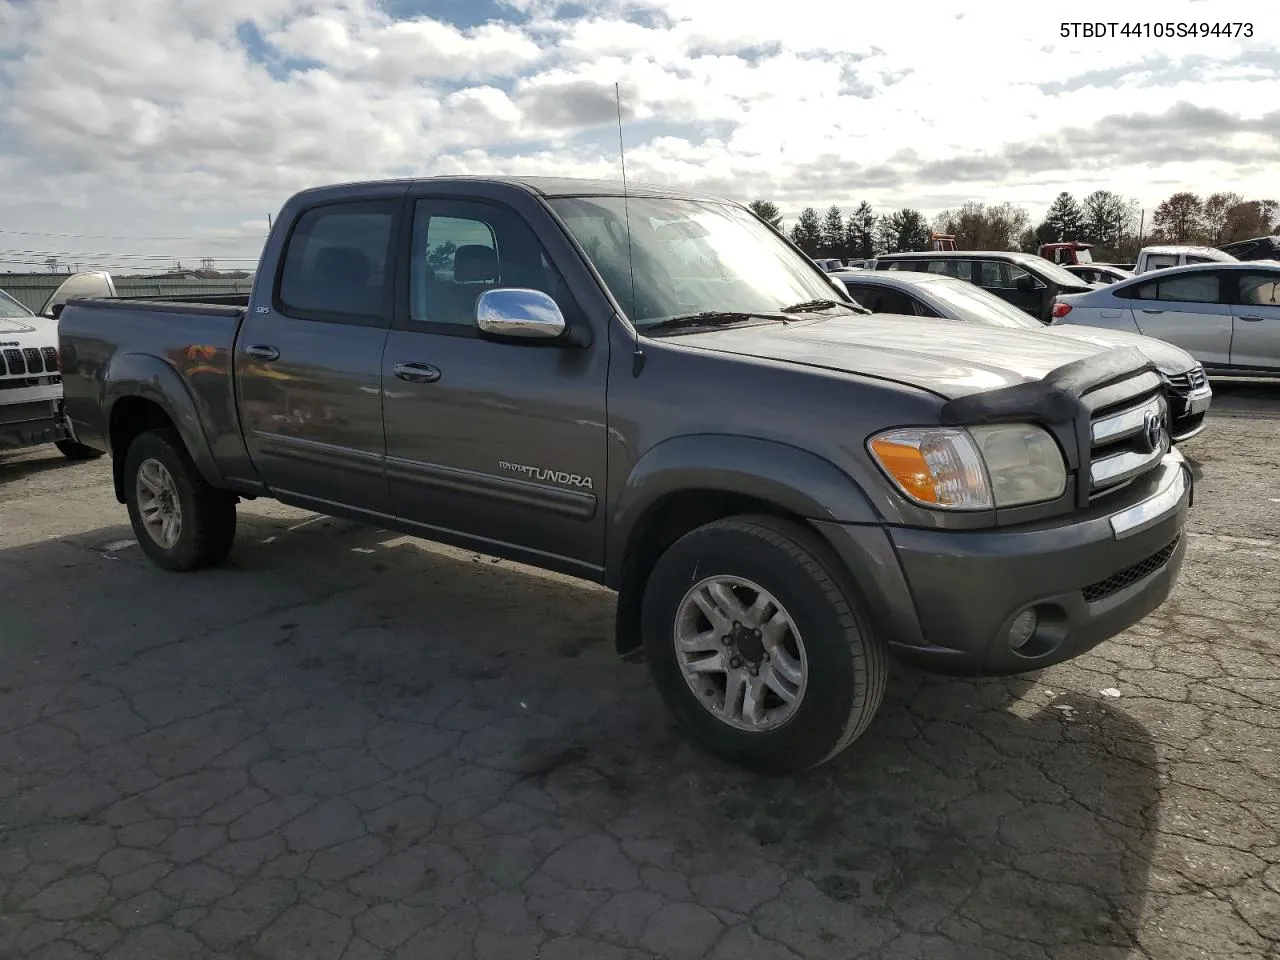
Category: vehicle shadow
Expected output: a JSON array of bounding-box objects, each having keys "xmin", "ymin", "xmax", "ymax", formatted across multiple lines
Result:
[
  {"xmin": 0, "ymin": 448, "xmax": 82, "ymax": 482},
  {"xmin": 0, "ymin": 515, "xmax": 1159, "ymax": 958}
]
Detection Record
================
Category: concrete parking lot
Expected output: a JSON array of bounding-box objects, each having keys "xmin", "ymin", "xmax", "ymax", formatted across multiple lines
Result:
[{"xmin": 1, "ymin": 384, "xmax": 1278, "ymax": 960}]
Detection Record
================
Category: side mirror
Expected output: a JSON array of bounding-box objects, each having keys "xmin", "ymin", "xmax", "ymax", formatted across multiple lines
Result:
[
  {"xmin": 49, "ymin": 303, "xmax": 66, "ymax": 320},
  {"xmin": 1015, "ymin": 275, "xmax": 1035, "ymax": 293},
  {"xmin": 476, "ymin": 288, "xmax": 567, "ymax": 342}
]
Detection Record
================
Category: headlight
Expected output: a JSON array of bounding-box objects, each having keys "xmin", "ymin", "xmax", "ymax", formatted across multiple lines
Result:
[{"xmin": 868, "ymin": 424, "xmax": 1066, "ymax": 510}]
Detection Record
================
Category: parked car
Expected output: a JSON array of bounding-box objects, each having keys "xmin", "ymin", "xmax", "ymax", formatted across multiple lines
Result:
[
  {"xmin": 1053, "ymin": 262, "xmax": 1280, "ymax": 378},
  {"xmin": 833, "ymin": 269, "xmax": 1211, "ymax": 441},
  {"xmin": 1218, "ymin": 235, "xmax": 1280, "ymax": 262},
  {"xmin": 872, "ymin": 250, "xmax": 1099, "ymax": 322},
  {"xmin": 811, "ymin": 258, "xmax": 846, "ymax": 272},
  {"xmin": 59, "ymin": 175, "xmax": 1191, "ymax": 773},
  {"xmin": 0, "ymin": 286, "xmax": 101, "ymax": 459},
  {"xmin": 1133, "ymin": 245, "xmax": 1236, "ymax": 274},
  {"xmin": 1065, "ymin": 263, "xmax": 1133, "ymax": 285}
]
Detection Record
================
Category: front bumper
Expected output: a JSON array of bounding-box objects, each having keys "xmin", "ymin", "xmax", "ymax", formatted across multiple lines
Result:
[
  {"xmin": 0, "ymin": 397, "xmax": 71, "ymax": 452},
  {"xmin": 817, "ymin": 452, "xmax": 1191, "ymax": 675},
  {"xmin": 1169, "ymin": 384, "xmax": 1212, "ymax": 442}
]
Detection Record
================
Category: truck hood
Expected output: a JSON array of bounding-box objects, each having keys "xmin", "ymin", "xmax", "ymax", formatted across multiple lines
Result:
[
  {"xmin": 1048, "ymin": 323, "xmax": 1194, "ymax": 376},
  {"xmin": 672, "ymin": 314, "xmax": 1113, "ymax": 399}
]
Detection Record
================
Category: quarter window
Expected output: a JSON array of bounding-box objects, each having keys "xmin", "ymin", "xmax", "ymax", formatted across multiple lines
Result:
[{"xmin": 277, "ymin": 201, "xmax": 397, "ymax": 323}]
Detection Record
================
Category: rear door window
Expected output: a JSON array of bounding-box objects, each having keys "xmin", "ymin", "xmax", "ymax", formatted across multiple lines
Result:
[
  {"xmin": 277, "ymin": 200, "xmax": 398, "ymax": 325},
  {"xmin": 1154, "ymin": 273, "xmax": 1221, "ymax": 304}
]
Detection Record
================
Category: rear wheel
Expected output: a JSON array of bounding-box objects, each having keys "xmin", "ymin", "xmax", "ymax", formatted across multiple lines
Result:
[
  {"xmin": 641, "ymin": 515, "xmax": 888, "ymax": 774},
  {"xmin": 55, "ymin": 439, "xmax": 102, "ymax": 461},
  {"xmin": 123, "ymin": 428, "xmax": 237, "ymax": 571}
]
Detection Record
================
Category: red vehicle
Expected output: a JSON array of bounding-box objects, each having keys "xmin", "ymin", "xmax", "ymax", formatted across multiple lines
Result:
[
  {"xmin": 930, "ymin": 233, "xmax": 957, "ymax": 251},
  {"xmin": 1040, "ymin": 241, "xmax": 1093, "ymax": 265}
]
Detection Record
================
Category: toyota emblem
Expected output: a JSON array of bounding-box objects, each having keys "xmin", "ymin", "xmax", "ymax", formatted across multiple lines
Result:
[{"xmin": 1142, "ymin": 410, "xmax": 1164, "ymax": 453}]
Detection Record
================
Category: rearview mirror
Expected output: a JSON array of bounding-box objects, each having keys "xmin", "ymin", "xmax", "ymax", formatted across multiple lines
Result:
[{"xmin": 476, "ymin": 288, "xmax": 566, "ymax": 342}]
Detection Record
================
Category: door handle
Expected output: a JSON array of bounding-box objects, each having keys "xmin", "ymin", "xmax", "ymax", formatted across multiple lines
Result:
[
  {"xmin": 1140, "ymin": 309, "xmax": 1164, "ymax": 314},
  {"xmin": 245, "ymin": 344, "xmax": 280, "ymax": 361},
  {"xmin": 1238, "ymin": 314, "xmax": 1265, "ymax": 322},
  {"xmin": 394, "ymin": 362, "xmax": 441, "ymax": 383}
]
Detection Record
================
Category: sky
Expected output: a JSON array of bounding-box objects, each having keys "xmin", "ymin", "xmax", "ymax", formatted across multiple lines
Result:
[{"xmin": 0, "ymin": 0, "xmax": 1277, "ymax": 273}]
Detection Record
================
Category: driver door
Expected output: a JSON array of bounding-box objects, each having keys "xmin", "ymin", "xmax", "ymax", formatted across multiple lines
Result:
[
  {"xmin": 379, "ymin": 195, "xmax": 610, "ymax": 576},
  {"xmin": 976, "ymin": 260, "xmax": 1041, "ymax": 316}
]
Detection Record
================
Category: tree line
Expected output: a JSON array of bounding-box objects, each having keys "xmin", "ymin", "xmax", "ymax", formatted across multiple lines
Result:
[{"xmin": 749, "ymin": 191, "xmax": 1277, "ymax": 262}]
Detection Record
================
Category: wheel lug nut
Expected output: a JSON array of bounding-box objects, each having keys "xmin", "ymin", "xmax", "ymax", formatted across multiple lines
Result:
[{"xmin": 730, "ymin": 656, "xmax": 743, "ymax": 669}]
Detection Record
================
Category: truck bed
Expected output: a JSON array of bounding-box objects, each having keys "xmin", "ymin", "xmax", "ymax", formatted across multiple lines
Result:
[{"xmin": 58, "ymin": 297, "xmax": 248, "ymax": 471}]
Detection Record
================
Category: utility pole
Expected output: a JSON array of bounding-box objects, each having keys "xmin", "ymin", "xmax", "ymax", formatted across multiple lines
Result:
[{"xmin": 1138, "ymin": 209, "xmax": 1145, "ymax": 247}]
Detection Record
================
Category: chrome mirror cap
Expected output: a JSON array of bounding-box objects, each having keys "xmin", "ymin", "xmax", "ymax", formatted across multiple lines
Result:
[{"xmin": 476, "ymin": 288, "xmax": 566, "ymax": 339}]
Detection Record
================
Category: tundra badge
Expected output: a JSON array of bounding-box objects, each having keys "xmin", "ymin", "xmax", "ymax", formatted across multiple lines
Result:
[{"xmin": 499, "ymin": 460, "xmax": 593, "ymax": 489}]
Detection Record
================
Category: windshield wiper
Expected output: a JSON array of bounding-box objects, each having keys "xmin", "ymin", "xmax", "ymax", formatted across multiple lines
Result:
[
  {"xmin": 780, "ymin": 298, "xmax": 857, "ymax": 314},
  {"xmin": 643, "ymin": 310, "xmax": 788, "ymax": 332}
]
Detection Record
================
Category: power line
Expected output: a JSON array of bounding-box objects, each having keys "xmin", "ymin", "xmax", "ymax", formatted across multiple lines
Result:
[
  {"xmin": 0, "ymin": 248, "xmax": 259, "ymax": 262},
  {"xmin": 0, "ymin": 227, "xmax": 269, "ymax": 241}
]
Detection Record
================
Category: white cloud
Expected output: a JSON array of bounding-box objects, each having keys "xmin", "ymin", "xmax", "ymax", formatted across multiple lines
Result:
[{"xmin": 0, "ymin": 0, "xmax": 1277, "ymax": 269}]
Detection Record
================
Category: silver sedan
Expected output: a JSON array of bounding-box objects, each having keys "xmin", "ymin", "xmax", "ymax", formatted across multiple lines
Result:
[
  {"xmin": 832, "ymin": 268, "xmax": 1212, "ymax": 441},
  {"xmin": 1052, "ymin": 262, "xmax": 1280, "ymax": 379}
]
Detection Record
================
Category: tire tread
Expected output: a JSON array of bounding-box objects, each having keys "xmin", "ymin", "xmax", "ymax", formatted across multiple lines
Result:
[{"xmin": 125, "ymin": 428, "xmax": 236, "ymax": 571}]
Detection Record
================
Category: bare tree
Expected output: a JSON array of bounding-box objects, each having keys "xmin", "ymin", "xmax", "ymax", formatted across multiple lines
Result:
[
  {"xmin": 934, "ymin": 202, "xmax": 1029, "ymax": 250},
  {"xmin": 1152, "ymin": 192, "xmax": 1204, "ymax": 244},
  {"xmin": 1201, "ymin": 192, "xmax": 1244, "ymax": 245}
]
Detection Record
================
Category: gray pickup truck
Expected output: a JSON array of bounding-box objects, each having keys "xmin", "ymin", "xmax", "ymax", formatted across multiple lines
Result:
[{"xmin": 59, "ymin": 177, "xmax": 1193, "ymax": 773}]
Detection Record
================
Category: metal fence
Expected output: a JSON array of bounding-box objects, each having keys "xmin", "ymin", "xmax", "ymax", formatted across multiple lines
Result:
[{"xmin": 0, "ymin": 275, "xmax": 254, "ymax": 313}]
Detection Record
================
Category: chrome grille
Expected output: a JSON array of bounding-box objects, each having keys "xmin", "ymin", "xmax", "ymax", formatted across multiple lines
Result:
[
  {"xmin": 1166, "ymin": 366, "xmax": 1208, "ymax": 392},
  {"xmin": 1086, "ymin": 376, "xmax": 1169, "ymax": 499}
]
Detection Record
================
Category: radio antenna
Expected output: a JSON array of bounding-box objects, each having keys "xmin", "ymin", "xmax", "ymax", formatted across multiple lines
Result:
[{"xmin": 615, "ymin": 82, "xmax": 645, "ymax": 376}]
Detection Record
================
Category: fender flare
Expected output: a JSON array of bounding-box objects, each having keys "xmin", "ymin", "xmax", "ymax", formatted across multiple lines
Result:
[
  {"xmin": 103, "ymin": 353, "xmax": 226, "ymax": 491},
  {"xmin": 605, "ymin": 434, "xmax": 880, "ymax": 583}
]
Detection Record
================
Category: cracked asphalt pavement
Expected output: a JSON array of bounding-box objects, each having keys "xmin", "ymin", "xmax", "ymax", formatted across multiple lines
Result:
[{"xmin": 1, "ymin": 382, "xmax": 1278, "ymax": 960}]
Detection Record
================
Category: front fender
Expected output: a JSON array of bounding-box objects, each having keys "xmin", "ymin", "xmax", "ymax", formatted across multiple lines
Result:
[
  {"xmin": 606, "ymin": 434, "xmax": 879, "ymax": 581},
  {"xmin": 104, "ymin": 353, "xmax": 226, "ymax": 489}
]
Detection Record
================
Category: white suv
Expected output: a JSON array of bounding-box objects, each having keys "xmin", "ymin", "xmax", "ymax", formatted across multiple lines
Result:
[{"xmin": 0, "ymin": 287, "xmax": 101, "ymax": 460}]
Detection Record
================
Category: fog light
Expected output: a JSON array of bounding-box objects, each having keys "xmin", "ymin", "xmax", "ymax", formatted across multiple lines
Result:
[{"xmin": 1007, "ymin": 609, "xmax": 1038, "ymax": 651}]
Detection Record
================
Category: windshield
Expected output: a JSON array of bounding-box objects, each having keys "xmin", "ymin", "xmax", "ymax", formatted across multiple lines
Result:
[
  {"xmin": 548, "ymin": 196, "xmax": 850, "ymax": 328},
  {"xmin": 920, "ymin": 279, "xmax": 1045, "ymax": 329},
  {"xmin": 0, "ymin": 289, "xmax": 34, "ymax": 319},
  {"xmin": 1024, "ymin": 255, "xmax": 1090, "ymax": 287}
]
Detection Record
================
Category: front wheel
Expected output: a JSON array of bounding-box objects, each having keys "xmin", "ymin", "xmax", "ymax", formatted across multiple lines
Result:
[
  {"xmin": 55, "ymin": 439, "xmax": 103, "ymax": 461},
  {"xmin": 123, "ymin": 428, "xmax": 237, "ymax": 571},
  {"xmin": 641, "ymin": 515, "xmax": 888, "ymax": 774}
]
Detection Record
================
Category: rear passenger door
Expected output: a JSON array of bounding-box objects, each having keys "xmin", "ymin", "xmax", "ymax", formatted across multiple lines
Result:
[
  {"xmin": 236, "ymin": 195, "xmax": 402, "ymax": 517},
  {"xmin": 1117, "ymin": 271, "xmax": 1233, "ymax": 368},
  {"xmin": 1226, "ymin": 270, "xmax": 1280, "ymax": 372}
]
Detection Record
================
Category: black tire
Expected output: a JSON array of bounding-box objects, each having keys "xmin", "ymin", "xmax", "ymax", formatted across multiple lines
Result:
[
  {"xmin": 123, "ymin": 428, "xmax": 237, "ymax": 572},
  {"xmin": 55, "ymin": 439, "xmax": 103, "ymax": 461},
  {"xmin": 641, "ymin": 515, "xmax": 888, "ymax": 775}
]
